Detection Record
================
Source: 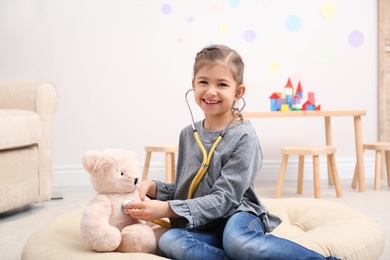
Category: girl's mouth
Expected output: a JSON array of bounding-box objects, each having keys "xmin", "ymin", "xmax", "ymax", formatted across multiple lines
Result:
[{"xmin": 204, "ymin": 99, "xmax": 220, "ymax": 105}]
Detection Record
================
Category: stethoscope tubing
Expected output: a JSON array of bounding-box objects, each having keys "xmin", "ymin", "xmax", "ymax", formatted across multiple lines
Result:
[{"xmin": 150, "ymin": 89, "xmax": 246, "ymax": 228}]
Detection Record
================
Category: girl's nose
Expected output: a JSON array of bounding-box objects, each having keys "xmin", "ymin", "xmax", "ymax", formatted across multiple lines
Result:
[{"xmin": 205, "ymin": 85, "xmax": 217, "ymax": 96}]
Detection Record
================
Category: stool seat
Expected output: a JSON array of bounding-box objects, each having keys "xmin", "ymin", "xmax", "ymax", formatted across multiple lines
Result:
[
  {"xmin": 352, "ymin": 142, "xmax": 390, "ymax": 190},
  {"xmin": 143, "ymin": 145, "xmax": 178, "ymax": 183},
  {"xmin": 144, "ymin": 145, "xmax": 179, "ymax": 153},
  {"xmin": 276, "ymin": 146, "xmax": 342, "ymax": 199}
]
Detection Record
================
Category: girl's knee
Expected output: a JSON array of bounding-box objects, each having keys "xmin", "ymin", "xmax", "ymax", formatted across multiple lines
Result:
[{"xmin": 159, "ymin": 228, "xmax": 181, "ymax": 250}]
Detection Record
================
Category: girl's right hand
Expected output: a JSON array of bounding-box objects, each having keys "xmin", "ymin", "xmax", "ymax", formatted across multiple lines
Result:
[{"xmin": 138, "ymin": 180, "xmax": 157, "ymax": 201}]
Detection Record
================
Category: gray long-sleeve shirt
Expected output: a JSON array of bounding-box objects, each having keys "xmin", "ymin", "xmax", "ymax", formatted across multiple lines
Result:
[{"xmin": 155, "ymin": 120, "xmax": 282, "ymax": 233}]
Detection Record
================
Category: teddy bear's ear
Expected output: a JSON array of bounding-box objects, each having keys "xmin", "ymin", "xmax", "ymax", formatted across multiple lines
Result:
[{"xmin": 82, "ymin": 151, "xmax": 103, "ymax": 174}]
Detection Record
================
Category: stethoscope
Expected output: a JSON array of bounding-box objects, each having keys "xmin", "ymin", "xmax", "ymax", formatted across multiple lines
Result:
[
  {"xmin": 184, "ymin": 88, "xmax": 246, "ymax": 199},
  {"xmin": 123, "ymin": 89, "xmax": 246, "ymax": 228}
]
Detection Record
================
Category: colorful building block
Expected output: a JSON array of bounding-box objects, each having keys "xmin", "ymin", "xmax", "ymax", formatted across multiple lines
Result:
[{"xmin": 268, "ymin": 77, "xmax": 321, "ymax": 112}]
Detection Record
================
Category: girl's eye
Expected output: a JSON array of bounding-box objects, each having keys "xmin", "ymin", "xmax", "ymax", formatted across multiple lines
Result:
[
  {"xmin": 218, "ymin": 83, "xmax": 228, "ymax": 87},
  {"xmin": 199, "ymin": 81, "xmax": 208, "ymax": 84}
]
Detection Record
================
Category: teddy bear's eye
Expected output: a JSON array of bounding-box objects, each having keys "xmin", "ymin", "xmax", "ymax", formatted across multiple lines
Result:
[
  {"xmin": 134, "ymin": 178, "xmax": 138, "ymax": 185},
  {"xmin": 121, "ymin": 172, "xmax": 124, "ymax": 176}
]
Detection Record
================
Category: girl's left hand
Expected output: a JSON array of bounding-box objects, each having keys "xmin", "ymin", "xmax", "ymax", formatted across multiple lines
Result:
[{"xmin": 125, "ymin": 200, "xmax": 172, "ymax": 222}]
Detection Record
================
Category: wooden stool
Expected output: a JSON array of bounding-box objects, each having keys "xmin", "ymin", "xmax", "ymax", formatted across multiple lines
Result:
[
  {"xmin": 275, "ymin": 146, "xmax": 343, "ymax": 199},
  {"xmin": 142, "ymin": 145, "xmax": 178, "ymax": 183},
  {"xmin": 352, "ymin": 142, "xmax": 390, "ymax": 190}
]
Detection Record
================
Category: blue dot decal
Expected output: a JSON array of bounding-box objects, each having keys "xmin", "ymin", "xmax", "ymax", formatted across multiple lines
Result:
[{"xmin": 285, "ymin": 15, "xmax": 301, "ymax": 32}]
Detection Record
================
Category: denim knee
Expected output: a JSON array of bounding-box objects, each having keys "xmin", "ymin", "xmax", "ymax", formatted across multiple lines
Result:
[
  {"xmin": 159, "ymin": 228, "xmax": 229, "ymax": 260},
  {"xmin": 158, "ymin": 229, "xmax": 180, "ymax": 257}
]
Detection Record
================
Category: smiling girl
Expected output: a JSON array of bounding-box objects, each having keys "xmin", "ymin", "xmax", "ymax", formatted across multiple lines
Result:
[{"xmin": 126, "ymin": 44, "xmax": 340, "ymax": 260}]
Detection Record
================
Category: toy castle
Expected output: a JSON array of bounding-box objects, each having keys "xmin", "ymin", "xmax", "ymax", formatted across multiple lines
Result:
[{"xmin": 269, "ymin": 78, "xmax": 321, "ymax": 112}]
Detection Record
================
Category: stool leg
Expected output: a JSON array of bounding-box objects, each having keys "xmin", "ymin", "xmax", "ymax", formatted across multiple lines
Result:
[
  {"xmin": 275, "ymin": 154, "xmax": 289, "ymax": 198},
  {"xmin": 385, "ymin": 151, "xmax": 390, "ymax": 187},
  {"xmin": 142, "ymin": 151, "xmax": 152, "ymax": 181},
  {"xmin": 327, "ymin": 158, "xmax": 334, "ymax": 185},
  {"xmin": 352, "ymin": 148, "xmax": 364, "ymax": 189},
  {"xmin": 165, "ymin": 153, "xmax": 174, "ymax": 183},
  {"xmin": 313, "ymin": 155, "xmax": 321, "ymax": 199},
  {"xmin": 374, "ymin": 150, "xmax": 382, "ymax": 191},
  {"xmin": 297, "ymin": 155, "xmax": 305, "ymax": 194},
  {"xmin": 352, "ymin": 162, "xmax": 359, "ymax": 189},
  {"xmin": 328, "ymin": 154, "xmax": 343, "ymax": 198}
]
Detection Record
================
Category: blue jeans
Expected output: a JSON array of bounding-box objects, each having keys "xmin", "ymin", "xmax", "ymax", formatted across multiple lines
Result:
[{"xmin": 159, "ymin": 211, "xmax": 340, "ymax": 260}]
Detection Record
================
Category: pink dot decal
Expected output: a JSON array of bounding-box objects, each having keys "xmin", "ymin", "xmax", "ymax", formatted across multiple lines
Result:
[
  {"xmin": 161, "ymin": 4, "xmax": 172, "ymax": 14},
  {"xmin": 260, "ymin": 0, "xmax": 272, "ymax": 7},
  {"xmin": 244, "ymin": 30, "xmax": 256, "ymax": 42},
  {"xmin": 209, "ymin": 3, "xmax": 220, "ymax": 13},
  {"xmin": 348, "ymin": 30, "xmax": 364, "ymax": 47}
]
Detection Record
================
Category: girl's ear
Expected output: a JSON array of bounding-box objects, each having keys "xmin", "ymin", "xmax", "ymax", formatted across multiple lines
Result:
[
  {"xmin": 235, "ymin": 85, "xmax": 246, "ymax": 101},
  {"xmin": 192, "ymin": 78, "xmax": 195, "ymax": 88}
]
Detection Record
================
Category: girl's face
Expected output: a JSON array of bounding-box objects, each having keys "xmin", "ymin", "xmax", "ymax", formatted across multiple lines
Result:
[{"xmin": 192, "ymin": 63, "xmax": 245, "ymax": 123}]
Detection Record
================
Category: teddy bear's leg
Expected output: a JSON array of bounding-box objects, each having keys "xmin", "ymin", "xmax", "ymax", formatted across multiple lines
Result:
[
  {"xmin": 80, "ymin": 207, "xmax": 122, "ymax": 252},
  {"xmin": 117, "ymin": 224, "xmax": 157, "ymax": 253}
]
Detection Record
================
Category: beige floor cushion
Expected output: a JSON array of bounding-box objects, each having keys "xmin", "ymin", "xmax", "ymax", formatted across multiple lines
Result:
[
  {"xmin": 264, "ymin": 198, "xmax": 384, "ymax": 259},
  {"xmin": 22, "ymin": 198, "xmax": 384, "ymax": 260}
]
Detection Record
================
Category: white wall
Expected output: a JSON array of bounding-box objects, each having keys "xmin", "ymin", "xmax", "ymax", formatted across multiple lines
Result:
[{"xmin": 0, "ymin": 1, "xmax": 378, "ymax": 186}]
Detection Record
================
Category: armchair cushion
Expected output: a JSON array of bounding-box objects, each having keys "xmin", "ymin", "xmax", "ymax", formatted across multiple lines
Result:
[{"xmin": 0, "ymin": 109, "xmax": 41, "ymax": 150}]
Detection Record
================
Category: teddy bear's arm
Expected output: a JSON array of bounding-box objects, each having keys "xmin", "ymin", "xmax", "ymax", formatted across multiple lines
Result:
[{"xmin": 80, "ymin": 194, "xmax": 122, "ymax": 252}]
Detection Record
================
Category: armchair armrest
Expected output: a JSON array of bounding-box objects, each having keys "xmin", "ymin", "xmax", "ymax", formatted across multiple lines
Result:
[{"xmin": 0, "ymin": 81, "xmax": 58, "ymax": 119}]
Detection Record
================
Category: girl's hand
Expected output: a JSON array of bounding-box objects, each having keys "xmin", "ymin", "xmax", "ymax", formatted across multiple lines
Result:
[
  {"xmin": 138, "ymin": 180, "xmax": 157, "ymax": 201},
  {"xmin": 126, "ymin": 200, "xmax": 177, "ymax": 222}
]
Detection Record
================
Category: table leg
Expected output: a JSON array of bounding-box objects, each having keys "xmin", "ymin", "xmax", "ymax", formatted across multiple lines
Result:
[
  {"xmin": 353, "ymin": 116, "xmax": 366, "ymax": 192},
  {"xmin": 324, "ymin": 116, "xmax": 334, "ymax": 184}
]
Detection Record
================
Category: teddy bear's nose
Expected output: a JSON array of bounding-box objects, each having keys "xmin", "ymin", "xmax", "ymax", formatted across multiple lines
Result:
[{"xmin": 134, "ymin": 178, "xmax": 138, "ymax": 185}]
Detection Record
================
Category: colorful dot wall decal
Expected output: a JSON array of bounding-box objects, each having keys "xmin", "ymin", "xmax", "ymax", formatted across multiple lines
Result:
[
  {"xmin": 161, "ymin": 4, "xmax": 172, "ymax": 14},
  {"xmin": 348, "ymin": 30, "xmax": 364, "ymax": 48},
  {"xmin": 229, "ymin": 0, "xmax": 240, "ymax": 8},
  {"xmin": 285, "ymin": 15, "xmax": 301, "ymax": 32},
  {"xmin": 210, "ymin": 3, "xmax": 220, "ymax": 13},
  {"xmin": 316, "ymin": 48, "xmax": 332, "ymax": 63},
  {"xmin": 187, "ymin": 16, "xmax": 194, "ymax": 23},
  {"xmin": 260, "ymin": 0, "xmax": 272, "ymax": 7},
  {"xmin": 320, "ymin": 2, "xmax": 337, "ymax": 19},
  {"xmin": 268, "ymin": 61, "xmax": 281, "ymax": 74},
  {"xmin": 218, "ymin": 24, "xmax": 230, "ymax": 34},
  {"xmin": 266, "ymin": 32, "xmax": 277, "ymax": 43},
  {"xmin": 244, "ymin": 30, "xmax": 256, "ymax": 42}
]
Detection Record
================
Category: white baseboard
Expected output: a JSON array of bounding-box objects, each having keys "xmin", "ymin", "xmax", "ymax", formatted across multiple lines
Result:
[{"xmin": 52, "ymin": 157, "xmax": 376, "ymax": 188}]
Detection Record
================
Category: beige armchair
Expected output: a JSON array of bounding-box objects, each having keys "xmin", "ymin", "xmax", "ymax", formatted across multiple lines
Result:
[{"xmin": 0, "ymin": 81, "xmax": 58, "ymax": 213}]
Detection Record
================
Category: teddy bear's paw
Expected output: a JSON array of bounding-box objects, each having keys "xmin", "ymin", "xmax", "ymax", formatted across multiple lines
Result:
[{"xmin": 117, "ymin": 224, "xmax": 157, "ymax": 253}]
